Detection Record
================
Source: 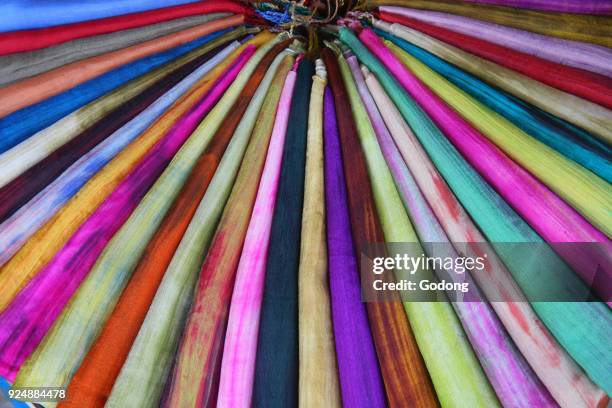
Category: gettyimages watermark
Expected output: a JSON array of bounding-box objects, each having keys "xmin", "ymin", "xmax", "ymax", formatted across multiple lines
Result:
[{"xmin": 360, "ymin": 242, "xmax": 611, "ymax": 302}]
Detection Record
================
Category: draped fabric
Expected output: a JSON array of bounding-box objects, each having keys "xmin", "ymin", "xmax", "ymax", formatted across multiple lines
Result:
[
  {"xmin": 0, "ymin": 2, "xmax": 610, "ymax": 408},
  {"xmin": 368, "ymin": 0, "xmax": 612, "ymax": 46},
  {"xmin": 12, "ymin": 43, "xmax": 286, "ymax": 396},
  {"xmin": 58, "ymin": 38, "xmax": 290, "ymax": 408},
  {"xmin": 350, "ymin": 56, "xmax": 552, "ymax": 407},
  {"xmin": 377, "ymin": 6, "xmax": 612, "ymax": 77},
  {"xmin": 337, "ymin": 47, "xmax": 499, "ymax": 408},
  {"xmin": 0, "ymin": 35, "xmax": 234, "ymax": 223},
  {"xmin": 0, "ymin": 28, "xmax": 235, "ymax": 153},
  {"xmin": 0, "ymin": 1, "xmax": 253, "ymax": 55},
  {"xmin": 0, "ymin": 0, "xmax": 213, "ymax": 32},
  {"xmin": 457, "ymin": 0, "xmax": 612, "ymax": 14},
  {"xmin": 252, "ymin": 58, "xmax": 313, "ymax": 408},
  {"xmin": 324, "ymin": 47, "xmax": 442, "ymax": 407},
  {"xmin": 372, "ymin": 20, "xmax": 612, "ymax": 143},
  {"xmin": 360, "ymin": 29, "xmax": 612, "ymax": 294},
  {"xmin": 323, "ymin": 84, "xmax": 387, "ymax": 408},
  {"xmin": 161, "ymin": 49, "xmax": 294, "ymax": 408},
  {"xmin": 0, "ymin": 46, "xmax": 254, "ymax": 382},
  {"xmin": 347, "ymin": 31, "xmax": 595, "ymax": 406},
  {"xmin": 0, "ymin": 15, "xmax": 245, "ymax": 118},
  {"xmin": 0, "ymin": 39, "xmax": 244, "ymax": 309},
  {"xmin": 217, "ymin": 55, "xmax": 299, "ymax": 408},
  {"xmin": 0, "ymin": 13, "xmax": 230, "ymax": 87},
  {"xmin": 377, "ymin": 10, "xmax": 612, "ymax": 109},
  {"xmin": 298, "ymin": 61, "xmax": 342, "ymax": 408},
  {"xmin": 373, "ymin": 28, "xmax": 612, "ymax": 182}
]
